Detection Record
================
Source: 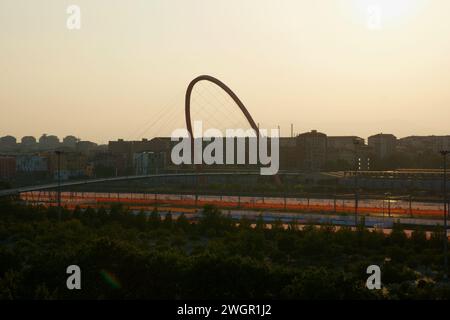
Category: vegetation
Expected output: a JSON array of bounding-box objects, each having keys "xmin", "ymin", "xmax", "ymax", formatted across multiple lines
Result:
[
  {"xmin": 0, "ymin": 181, "xmax": 11, "ymax": 190},
  {"xmin": 0, "ymin": 198, "xmax": 449, "ymax": 300}
]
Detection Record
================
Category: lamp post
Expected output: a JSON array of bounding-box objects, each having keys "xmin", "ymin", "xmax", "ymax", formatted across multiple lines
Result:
[
  {"xmin": 440, "ymin": 150, "xmax": 449, "ymax": 279},
  {"xmin": 55, "ymin": 150, "xmax": 62, "ymax": 221},
  {"xmin": 387, "ymin": 192, "xmax": 391, "ymax": 217},
  {"xmin": 353, "ymin": 139, "xmax": 360, "ymax": 227}
]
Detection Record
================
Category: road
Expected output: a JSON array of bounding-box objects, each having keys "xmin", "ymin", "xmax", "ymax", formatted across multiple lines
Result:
[{"xmin": 0, "ymin": 172, "xmax": 262, "ymax": 197}]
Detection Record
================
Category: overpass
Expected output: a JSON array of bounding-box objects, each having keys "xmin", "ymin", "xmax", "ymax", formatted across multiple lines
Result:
[{"xmin": 0, "ymin": 171, "xmax": 267, "ymax": 197}]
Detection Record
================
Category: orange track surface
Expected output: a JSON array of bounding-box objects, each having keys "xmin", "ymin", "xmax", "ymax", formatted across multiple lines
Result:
[{"xmin": 20, "ymin": 192, "xmax": 444, "ymax": 217}]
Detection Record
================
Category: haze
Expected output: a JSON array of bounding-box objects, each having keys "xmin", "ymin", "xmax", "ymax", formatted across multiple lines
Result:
[{"xmin": 1, "ymin": 0, "xmax": 450, "ymax": 143}]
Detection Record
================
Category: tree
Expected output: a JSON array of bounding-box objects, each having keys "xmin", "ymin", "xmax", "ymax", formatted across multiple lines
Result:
[
  {"xmin": 238, "ymin": 216, "xmax": 252, "ymax": 230},
  {"xmin": 255, "ymin": 214, "xmax": 265, "ymax": 231},
  {"xmin": 176, "ymin": 213, "xmax": 189, "ymax": 231},
  {"xmin": 164, "ymin": 213, "xmax": 173, "ymax": 229},
  {"xmin": 199, "ymin": 205, "xmax": 233, "ymax": 236},
  {"xmin": 148, "ymin": 209, "xmax": 161, "ymax": 229}
]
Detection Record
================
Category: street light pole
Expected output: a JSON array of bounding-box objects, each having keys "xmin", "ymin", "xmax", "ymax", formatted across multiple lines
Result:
[
  {"xmin": 55, "ymin": 150, "xmax": 62, "ymax": 221},
  {"xmin": 354, "ymin": 139, "xmax": 360, "ymax": 227},
  {"xmin": 384, "ymin": 192, "xmax": 391, "ymax": 217},
  {"xmin": 440, "ymin": 150, "xmax": 449, "ymax": 279}
]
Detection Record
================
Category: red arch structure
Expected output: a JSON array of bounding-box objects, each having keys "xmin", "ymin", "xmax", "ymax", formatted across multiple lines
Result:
[
  {"xmin": 185, "ymin": 75, "xmax": 259, "ymax": 138},
  {"xmin": 185, "ymin": 75, "xmax": 281, "ymax": 184}
]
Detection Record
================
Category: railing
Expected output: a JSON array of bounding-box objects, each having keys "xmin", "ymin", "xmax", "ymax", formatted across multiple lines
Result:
[{"xmin": 20, "ymin": 191, "xmax": 446, "ymax": 217}]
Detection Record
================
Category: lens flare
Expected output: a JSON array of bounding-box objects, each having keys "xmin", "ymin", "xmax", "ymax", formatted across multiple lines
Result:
[
  {"xmin": 345, "ymin": 0, "xmax": 428, "ymax": 28},
  {"xmin": 100, "ymin": 269, "xmax": 122, "ymax": 289}
]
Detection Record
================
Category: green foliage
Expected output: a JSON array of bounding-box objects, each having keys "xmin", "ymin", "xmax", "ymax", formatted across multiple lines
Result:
[
  {"xmin": 281, "ymin": 267, "xmax": 378, "ymax": 299},
  {"xmin": 0, "ymin": 199, "xmax": 449, "ymax": 299},
  {"xmin": 198, "ymin": 205, "xmax": 234, "ymax": 236}
]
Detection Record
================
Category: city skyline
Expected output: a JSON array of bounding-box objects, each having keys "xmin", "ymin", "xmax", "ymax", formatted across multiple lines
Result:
[
  {"xmin": 1, "ymin": 130, "xmax": 450, "ymax": 146},
  {"xmin": 2, "ymin": 0, "xmax": 450, "ymax": 142},
  {"xmin": 2, "ymin": 0, "xmax": 450, "ymax": 304}
]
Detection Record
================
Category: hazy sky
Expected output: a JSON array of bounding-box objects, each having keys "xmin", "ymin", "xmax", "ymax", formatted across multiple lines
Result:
[{"xmin": 1, "ymin": 0, "xmax": 450, "ymax": 143}]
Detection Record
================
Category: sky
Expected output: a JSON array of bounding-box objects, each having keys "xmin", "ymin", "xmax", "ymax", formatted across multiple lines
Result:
[{"xmin": 1, "ymin": 0, "xmax": 450, "ymax": 143}]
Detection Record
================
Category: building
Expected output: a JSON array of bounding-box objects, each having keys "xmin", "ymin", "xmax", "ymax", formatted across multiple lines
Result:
[
  {"xmin": 21, "ymin": 136, "xmax": 37, "ymax": 150},
  {"xmin": 0, "ymin": 135, "xmax": 17, "ymax": 151},
  {"xmin": 368, "ymin": 133, "xmax": 397, "ymax": 159},
  {"xmin": 327, "ymin": 136, "xmax": 364, "ymax": 151},
  {"xmin": 327, "ymin": 136, "xmax": 367, "ymax": 170},
  {"xmin": 16, "ymin": 154, "xmax": 48, "ymax": 173},
  {"xmin": 398, "ymin": 135, "xmax": 450, "ymax": 154},
  {"xmin": 109, "ymin": 138, "xmax": 171, "ymax": 155},
  {"xmin": 76, "ymin": 141, "xmax": 98, "ymax": 154},
  {"xmin": 62, "ymin": 135, "xmax": 79, "ymax": 149},
  {"xmin": 133, "ymin": 152, "xmax": 166, "ymax": 175},
  {"xmin": 0, "ymin": 156, "xmax": 16, "ymax": 179},
  {"xmin": 279, "ymin": 137, "xmax": 297, "ymax": 170},
  {"xmin": 91, "ymin": 151, "xmax": 127, "ymax": 177},
  {"xmin": 39, "ymin": 134, "xmax": 60, "ymax": 150},
  {"xmin": 296, "ymin": 130, "xmax": 327, "ymax": 172},
  {"xmin": 85, "ymin": 163, "xmax": 95, "ymax": 178},
  {"xmin": 46, "ymin": 152, "xmax": 88, "ymax": 180},
  {"xmin": 109, "ymin": 138, "xmax": 172, "ymax": 173}
]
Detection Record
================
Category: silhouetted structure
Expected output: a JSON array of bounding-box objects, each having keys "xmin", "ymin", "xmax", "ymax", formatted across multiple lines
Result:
[
  {"xmin": 296, "ymin": 130, "xmax": 327, "ymax": 172},
  {"xmin": 368, "ymin": 133, "xmax": 397, "ymax": 159}
]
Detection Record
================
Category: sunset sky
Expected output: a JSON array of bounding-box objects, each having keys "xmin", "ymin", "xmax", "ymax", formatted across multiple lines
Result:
[{"xmin": 1, "ymin": 0, "xmax": 450, "ymax": 143}]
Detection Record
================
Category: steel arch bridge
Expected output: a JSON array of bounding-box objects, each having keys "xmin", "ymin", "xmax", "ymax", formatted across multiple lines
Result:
[
  {"xmin": 185, "ymin": 75, "xmax": 259, "ymax": 138},
  {"xmin": 0, "ymin": 76, "xmax": 271, "ymax": 197}
]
